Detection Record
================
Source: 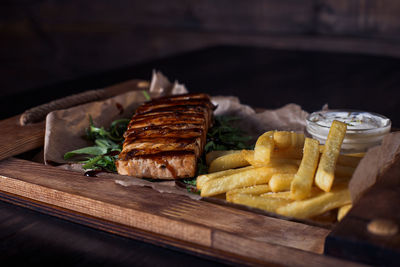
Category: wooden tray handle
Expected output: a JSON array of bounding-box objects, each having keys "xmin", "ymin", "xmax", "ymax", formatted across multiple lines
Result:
[{"xmin": 19, "ymin": 89, "xmax": 107, "ymax": 125}]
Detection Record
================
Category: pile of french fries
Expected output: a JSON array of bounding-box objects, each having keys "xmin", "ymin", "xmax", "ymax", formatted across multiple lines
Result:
[{"xmin": 197, "ymin": 120, "xmax": 362, "ymax": 222}]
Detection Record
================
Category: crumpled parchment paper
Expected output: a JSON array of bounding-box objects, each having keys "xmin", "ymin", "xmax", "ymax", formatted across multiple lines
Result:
[{"xmin": 44, "ymin": 71, "xmax": 400, "ymax": 202}]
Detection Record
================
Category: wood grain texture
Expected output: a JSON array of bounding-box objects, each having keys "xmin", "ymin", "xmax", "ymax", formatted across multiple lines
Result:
[
  {"xmin": 0, "ymin": 116, "xmax": 44, "ymax": 161},
  {"xmin": 3, "ymin": 0, "xmax": 400, "ymax": 97},
  {"xmin": 0, "ymin": 79, "xmax": 145, "ymax": 161},
  {"xmin": 0, "ymin": 157, "xmax": 363, "ymax": 266},
  {"xmin": 325, "ymin": 148, "xmax": 400, "ymax": 265},
  {"xmin": 0, "ymin": 196, "xmax": 227, "ymax": 267},
  {"xmin": 0, "ymin": 158, "xmax": 326, "ymax": 252}
]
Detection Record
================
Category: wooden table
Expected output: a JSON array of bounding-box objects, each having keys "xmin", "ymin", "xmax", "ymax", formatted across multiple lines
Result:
[{"xmin": 1, "ymin": 46, "xmax": 400, "ymax": 266}]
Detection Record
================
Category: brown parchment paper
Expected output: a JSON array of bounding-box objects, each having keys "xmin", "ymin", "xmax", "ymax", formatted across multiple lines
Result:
[
  {"xmin": 44, "ymin": 71, "xmax": 187, "ymax": 164},
  {"xmin": 44, "ymin": 71, "xmax": 400, "ymax": 203},
  {"xmin": 350, "ymin": 132, "xmax": 400, "ymax": 202}
]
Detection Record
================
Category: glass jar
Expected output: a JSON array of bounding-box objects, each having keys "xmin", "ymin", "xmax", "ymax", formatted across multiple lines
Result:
[{"xmin": 306, "ymin": 110, "xmax": 391, "ymax": 154}]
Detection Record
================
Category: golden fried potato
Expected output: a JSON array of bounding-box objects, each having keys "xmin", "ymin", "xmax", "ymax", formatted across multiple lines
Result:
[
  {"xmin": 269, "ymin": 173, "xmax": 295, "ymax": 192},
  {"xmin": 208, "ymin": 152, "xmax": 249, "ymax": 173},
  {"xmin": 260, "ymin": 191, "xmax": 292, "ymax": 200},
  {"xmin": 272, "ymin": 147, "xmax": 303, "ymax": 160},
  {"xmin": 241, "ymin": 149, "xmax": 300, "ymax": 167},
  {"xmin": 241, "ymin": 149, "xmax": 257, "ymax": 165},
  {"xmin": 290, "ymin": 138, "xmax": 320, "ymax": 200},
  {"xmin": 254, "ymin": 131, "xmax": 274, "ymax": 164},
  {"xmin": 227, "ymin": 193, "xmax": 292, "ymax": 213},
  {"xmin": 201, "ymin": 164, "xmax": 298, "ymax": 197},
  {"xmin": 274, "ymin": 131, "xmax": 305, "ymax": 149},
  {"xmin": 337, "ymin": 204, "xmax": 352, "ymax": 221},
  {"xmin": 197, "ymin": 166, "xmax": 254, "ymax": 190},
  {"xmin": 315, "ymin": 120, "xmax": 347, "ymax": 192},
  {"xmin": 319, "ymin": 145, "xmax": 362, "ymax": 168},
  {"xmin": 206, "ymin": 150, "xmax": 241, "ymax": 166},
  {"xmin": 226, "ymin": 184, "xmax": 271, "ymax": 201},
  {"xmin": 276, "ymin": 184, "xmax": 351, "ymax": 219}
]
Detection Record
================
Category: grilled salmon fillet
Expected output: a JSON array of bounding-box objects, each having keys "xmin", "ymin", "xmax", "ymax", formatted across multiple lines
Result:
[{"xmin": 116, "ymin": 93, "xmax": 214, "ymax": 179}]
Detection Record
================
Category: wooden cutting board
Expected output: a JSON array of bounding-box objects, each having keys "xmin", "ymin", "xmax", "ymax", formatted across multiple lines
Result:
[
  {"xmin": 0, "ymin": 157, "xmax": 361, "ymax": 266},
  {"xmin": 0, "ymin": 79, "xmax": 380, "ymax": 266}
]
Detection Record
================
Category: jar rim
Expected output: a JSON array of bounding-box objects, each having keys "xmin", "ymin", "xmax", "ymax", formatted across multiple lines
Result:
[{"xmin": 306, "ymin": 109, "xmax": 391, "ymax": 132}]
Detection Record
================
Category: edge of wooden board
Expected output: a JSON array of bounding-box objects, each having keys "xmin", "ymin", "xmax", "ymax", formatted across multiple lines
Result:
[
  {"xmin": 0, "ymin": 158, "xmax": 362, "ymax": 267},
  {"xmin": 0, "ymin": 191, "xmax": 255, "ymax": 266},
  {"xmin": 325, "ymin": 151, "xmax": 400, "ymax": 265},
  {"xmin": 0, "ymin": 79, "xmax": 147, "ymax": 161}
]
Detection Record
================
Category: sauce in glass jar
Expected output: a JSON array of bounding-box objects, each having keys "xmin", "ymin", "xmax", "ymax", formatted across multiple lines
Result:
[{"xmin": 306, "ymin": 110, "xmax": 391, "ymax": 154}]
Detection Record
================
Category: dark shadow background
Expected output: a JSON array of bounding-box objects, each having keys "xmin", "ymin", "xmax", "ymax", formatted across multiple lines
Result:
[
  {"xmin": 1, "ymin": 1, "xmax": 400, "ymax": 266},
  {"xmin": 2, "ymin": 1, "xmax": 400, "ymax": 124},
  {"xmin": 2, "ymin": 1, "xmax": 400, "ymax": 92}
]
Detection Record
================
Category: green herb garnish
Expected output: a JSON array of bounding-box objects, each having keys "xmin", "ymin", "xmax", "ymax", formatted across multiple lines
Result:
[
  {"xmin": 205, "ymin": 116, "xmax": 253, "ymax": 153},
  {"xmin": 182, "ymin": 116, "xmax": 253, "ymax": 193},
  {"xmin": 64, "ymin": 115, "xmax": 252, "ymax": 183},
  {"xmin": 64, "ymin": 116, "xmax": 130, "ymax": 172}
]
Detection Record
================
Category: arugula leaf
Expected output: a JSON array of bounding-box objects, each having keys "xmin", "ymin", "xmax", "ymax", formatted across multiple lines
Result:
[
  {"xmin": 64, "ymin": 114, "xmax": 252, "ymax": 178},
  {"xmin": 205, "ymin": 116, "xmax": 253, "ymax": 153},
  {"xmin": 180, "ymin": 116, "xmax": 253, "ymax": 194},
  {"xmin": 142, "ymin": 91, "xmax": 151, "ymax": 101},
  {"xmin": 64, "ymin": 116, "xmax": 129, "ymax": 172},
  {"xmin": 64, "ymin": 146, "xmax": 108, "ymax": 160},
  {"xmin": 182, "ymin": 178, "xmax": 200, "ymax": 194}
]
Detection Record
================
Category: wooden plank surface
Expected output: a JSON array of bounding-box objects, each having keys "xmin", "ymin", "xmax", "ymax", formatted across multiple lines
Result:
[
  {"xmin": 0, "ymin": 79, "xmax": 145, "ymax": 161},
  {"xmin": 0, "ymin": 195, "xmax": 227, "ymax": 267},
  {"xmin": 0, "ymin": 116, "xmax": 45, "ymax": 161},
  {"xmin": 0, "ymin": 158, "xmax": 327, "ymax": 252},
  {"xmin": 325, "ymin": 148, "xmax": 400, "ymax": 265},
  {"xmin": 0, "ymin": 157, "xmax": 362, "ymax": 266}
]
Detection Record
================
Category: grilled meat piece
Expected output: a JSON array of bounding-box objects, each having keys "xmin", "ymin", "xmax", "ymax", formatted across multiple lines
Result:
[{"xmin": 116, "ymin": 93, "xmax": 214, "ymax": 179}]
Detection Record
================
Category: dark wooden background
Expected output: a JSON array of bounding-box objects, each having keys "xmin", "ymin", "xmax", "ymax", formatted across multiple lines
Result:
[
  {"xmin": 2, "ymin": 0, "xmax": 400, "ymax": 96},
  {"xmin": 2, "ymin": 2, "xmax": 400, "ymax": 265}
]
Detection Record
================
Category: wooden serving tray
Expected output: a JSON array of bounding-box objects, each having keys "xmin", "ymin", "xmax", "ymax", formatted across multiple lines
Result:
[{"xmin": 0, "ymin": 80, "xmax": 398, "ymax": 266}]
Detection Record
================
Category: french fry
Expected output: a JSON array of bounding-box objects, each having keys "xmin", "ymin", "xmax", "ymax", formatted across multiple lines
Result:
[
  {"xmin": 197, "ymin": 166, "xmax": 254, "ymax": 190},
  {"xmin": 290, "ymin": 138, "xmax": 320, "ymax": 200},
  {"xmin": 291, "ymin": 132, "xmax": 305, "ymax": 148},
  {"xmin": 311, "ymin": 210, "xmax": 338, "ymax": 224},
  {"xmin": 226, "ymin": 185, "xmax": 271, "ymax": 201},
  {"xmin": 273, "ymin": 131, "xmax": 291, "ymax": 149},
  {"xmin": 272, "ymin": 147, "xmax": 303, "ymax": 160},
  {"xmin": 227, "ymin": 193, "xmax": 292, "ymax": 213},
  {"xmin": 315, "ymin": 120, "xmax": 347, "ymax": 192},
  {"xmin": 266, "ymin": 163, "xmax": 299, "ymax": 174},
  {"xmin": 269, "ymin": 173, "xmax": 294, "ymax": 192},
  {"xmin": 241, "ymin": 149, "xmax": 257, "ymax": 165},
  {"xmin": 254, "ymin": 131, "xmax": 274, "ymax": 164},
  {"xmin": 276, "ymin": 184, "xmax": 351, "ymax": 219},
  {"xmin": 261, "ymin": 187, "xmax": 321, "ymax": 200},
  {"xmin": 206, "ymin": 150, "xmax": 241, "ymax": 166},
  {"xmin": 274, "ymin": 131, "xmax": 305, "ymax": 149},
  {"xmin": 241, "ymin": 149, "xmax": 300, "ymax": 167},
  {"xmin": 270, "ymin": 158, "xmax": 300, "ymax": 166},
  {"xmin": 319, "ymin": 145, "xmax": 362, "ymax": 168},
  {"xmin": 260, "ymin": 191, "xmax": 292, "ymax": 200},
  {"xmin": 337, "ymin": 204, "xmax": 352, "ymax": 221},
  {"xmin": 208, "ymin": 152, "xmax": 249, "ymax": 173},
  {"xmin": 201, "ymin": 165, "xmax": 297, "ymax": 197}
]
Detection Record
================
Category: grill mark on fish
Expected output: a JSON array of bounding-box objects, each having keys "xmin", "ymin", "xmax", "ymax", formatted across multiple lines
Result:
[{"xmin": 117, "ymin": 93, "xmax": 213, "ymax": 179}]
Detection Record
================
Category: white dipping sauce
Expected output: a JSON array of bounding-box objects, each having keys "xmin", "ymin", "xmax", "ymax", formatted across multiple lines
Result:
[{"xmin": 306, "ymin": 110, "xmax": 391, "ymax": 153}]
